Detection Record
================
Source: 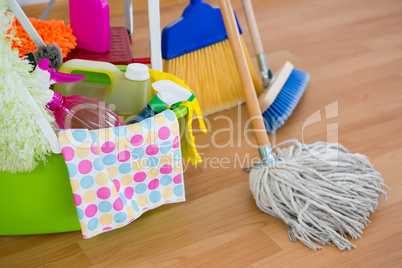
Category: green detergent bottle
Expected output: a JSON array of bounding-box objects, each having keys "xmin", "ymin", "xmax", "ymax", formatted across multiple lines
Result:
[{"xmin": 54, "ymin": 59, "xmax": 152, "ymax": 120}]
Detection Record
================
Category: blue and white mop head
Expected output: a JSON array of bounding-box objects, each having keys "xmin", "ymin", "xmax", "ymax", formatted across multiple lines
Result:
[{"xmin": 0, "ymin": 1, "xmax": 60, "ymax": 173}]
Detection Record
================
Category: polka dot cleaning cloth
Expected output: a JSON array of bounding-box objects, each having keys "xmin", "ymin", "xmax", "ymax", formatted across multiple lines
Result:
[{"xmin": 58, "ymin": 110, "xmax": 185, "ymax": 238}]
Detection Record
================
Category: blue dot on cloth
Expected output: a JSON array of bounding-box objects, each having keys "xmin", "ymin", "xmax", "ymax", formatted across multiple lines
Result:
[
  {"xmin": 113, "ymin": 126, "xmax": 127, "ymax": 137},
  {"xmin": 174, "ymin": 185, "xmax": 184, "ymax": 196},
  {"xmin": 140, "ymin": 118, "xmax": 154, "ymax": 129},
  {"xmin": 76, "ymin": 207, "xmax": 84, "ymax": 220},
  {"xmin": 135, "ymin": 183, "xmax": 147, "ymax": 194},
  {"xmin": 146, "ymin": 156, "xmax": 159, "ymax": 167},
  {"xmin": 103, "ymin": 154, "xmax": 116, "ymax": 166},
  {"xmin": 87, "ymin": 218, "xmax": 99, "ymax": 231},
  {"xmin": 89, "ymin": 131, "xmax": 98, "ymax": 142},
  {"xmin": 160, "ymin": 141, "xmax": 172, "ymax": 154},
  {"xmin": 174, "ymin": 148, "xmax": 182, "ymax": 162},
  {"xmin": 119, "ymin": 193, "xmax": 127, "ymax": 206},
  {"xmin": 131, "ymin": 148, "xmax": 145, "ymax": 159},
  {"xmin": 149, "ymin": 191, "xmax": 161, "ymax": 203},
  {"xmin": 66, "ymin": 163, "xmax": 77, "ymax": 177},
  {"xmin": 93, "ymin": 157, "xmax": 104, "ymax": 171},
  {"xmin": 164, "ymin": 110, "xmax": 176, "ymax": 121},
  {"xmin": 98, "ymin": 201, "xmax": 112, "ymax": 213},
  {"xmin": 131, "ymin": 200, "xmax": 140, "ymax": 212},
  {"xmin": 114, "ymin": 212, "xmax": 127, "ymax": 223},
  {"xmin": 72, "ymin": 129, "xmax": 88, "ymax": 142},
  {"xmin": 119, "ymin": 163, "xmax": 131, "ymax": 174},
  {"xmin": 160, "ymin": 175, "xmax": 172, "ymax": 186},
  {"xmin": 80, "ymin": 175, "xmax": 94, "ymax": 189}
]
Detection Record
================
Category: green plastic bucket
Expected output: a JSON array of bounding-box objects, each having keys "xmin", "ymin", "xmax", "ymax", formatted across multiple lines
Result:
[{"xmin": 0, "ymin": 106, "xmax": 187, "ymax": 235}]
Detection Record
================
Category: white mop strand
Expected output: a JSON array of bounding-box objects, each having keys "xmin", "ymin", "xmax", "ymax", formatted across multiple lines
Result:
[{"xmin": 249, "ymin": 140, "xmax": 388, "ymax": 250}]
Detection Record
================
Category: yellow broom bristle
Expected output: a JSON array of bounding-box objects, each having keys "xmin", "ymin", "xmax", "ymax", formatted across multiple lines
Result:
[{"xmin": 164, "ymin": 38, "xmax": 262, "ymax": 116}]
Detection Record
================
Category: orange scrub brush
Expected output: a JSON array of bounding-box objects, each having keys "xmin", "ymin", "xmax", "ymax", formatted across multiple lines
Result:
[
  {"xmin": 11, "ymin": 17, "xmax": 77, "ymax": 59},
  {"xmin": 6, "ymin": 0, "xmax": 70, "ymax": 70}
]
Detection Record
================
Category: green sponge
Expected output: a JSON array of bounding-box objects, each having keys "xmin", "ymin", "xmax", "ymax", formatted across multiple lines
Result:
[{"xmin": 0, "ymin": 1, "xmax": 59, "ymax": 173}]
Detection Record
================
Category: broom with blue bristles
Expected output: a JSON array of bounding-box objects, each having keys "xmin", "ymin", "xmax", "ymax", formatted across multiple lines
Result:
[{"xmin": 242, "ymin": 0, "xmax": 310, "ymax": 134}]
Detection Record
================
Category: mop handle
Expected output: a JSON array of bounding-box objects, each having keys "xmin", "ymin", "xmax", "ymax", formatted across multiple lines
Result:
[
  {"xmin": 6, "ymin": 0, "xmax": 46, "ymax": 48},
  {"xmin": 218, "ymin": 0, "xmax": 270, "ymax": 148},
  {"xmin": 241, "ymin": 0, "xmax": 263, "ymax": 54}
]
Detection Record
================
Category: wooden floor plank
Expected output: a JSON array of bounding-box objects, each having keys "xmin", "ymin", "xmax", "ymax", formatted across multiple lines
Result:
[{"xmin": 1, "ymin": 0, "xmax": 401, "ymax": 266}]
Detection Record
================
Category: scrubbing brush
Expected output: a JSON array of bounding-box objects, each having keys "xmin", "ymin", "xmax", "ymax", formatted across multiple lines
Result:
[
  {"xmin": 242, "ymin": 0, "xmax": 309, "ymax": 134},
  {"xmin": 6, "ymin": 0, "xmax": 63, "ymax": 70},
  {"xmin": 162, "ymin": 0, "xmax": 262, "ymax": 116}
]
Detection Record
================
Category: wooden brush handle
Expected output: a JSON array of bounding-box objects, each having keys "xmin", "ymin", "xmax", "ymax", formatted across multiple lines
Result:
[
  {"xmin": 241, "ymin": 0, "xmax": 264, "ymax": 55},
  {"xmin": 218, "ymin": 0, "xmax": 270, "ymax": 148}
]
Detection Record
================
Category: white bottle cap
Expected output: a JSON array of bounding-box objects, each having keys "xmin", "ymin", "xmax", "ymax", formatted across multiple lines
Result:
[{"xmin": 125, "ymin": 63, "xmax": 150, "ymax": 81}]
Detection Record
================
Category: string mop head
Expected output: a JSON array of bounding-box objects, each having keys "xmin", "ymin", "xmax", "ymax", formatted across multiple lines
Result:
[
  {"xmin": 249, "ymin": 141, "xmax": 388, "ymax": 250},
  {"xmin": 0, "ymin": 1, "xmax": 55, "ymax": 172}
]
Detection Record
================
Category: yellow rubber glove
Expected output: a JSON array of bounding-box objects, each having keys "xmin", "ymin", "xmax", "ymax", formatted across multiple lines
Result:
[{"xmin": 149, "ymin": 69, "xmax": 207, "ymax": 165}]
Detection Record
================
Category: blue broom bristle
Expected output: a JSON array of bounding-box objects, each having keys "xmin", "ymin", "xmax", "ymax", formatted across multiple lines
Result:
[{"xmin": 262, "ymin": 68, "xmax": 310, "ymax": 134}]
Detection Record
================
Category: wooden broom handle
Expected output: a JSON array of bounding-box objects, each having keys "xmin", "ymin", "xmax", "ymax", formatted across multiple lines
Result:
[
  {"xmin": 241, "ymin": 0, "xmax": 264, "ymax": 55},
  {"xmin": 218, "ymin": 0, "xmax": 270, "ymax": 148}
]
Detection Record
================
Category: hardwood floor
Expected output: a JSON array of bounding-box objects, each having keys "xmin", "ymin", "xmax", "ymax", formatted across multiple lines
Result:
[{"xmin": 1, "ymin": 0, "xmax": 401, "ymax": 266}]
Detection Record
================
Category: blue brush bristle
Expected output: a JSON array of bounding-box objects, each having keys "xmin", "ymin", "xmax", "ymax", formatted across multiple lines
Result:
[{"xmin": 262, "ymin": 68, "xmax": 310, "ymax": 134}]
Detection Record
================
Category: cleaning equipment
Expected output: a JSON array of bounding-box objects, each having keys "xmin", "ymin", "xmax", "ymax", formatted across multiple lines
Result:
[
  {"xmin": 162, "ymin": 0, "xmax": 262, "ymax": 116},
  {"xmin": 148, "ymin": 0, "xmax": 163, "ymax": 71},
  {"xmin": 0, "ymin": 104, "xmax": 189, "ymax": 235},
  {"xmin": 36, "ymin": 58, "xmax": 86, "ymax": 85},
  {"xmin": 64, "ymin": 0, "xmax": 143, "ymax": 65},
  {"xmin": 6, "ymin": 0, "xmax": 63, "ymax": 70},
  {"xmin": 69, "ymin": 0, "xmax": 110, "ymax": 53},
  {"xmin": 124, "ymin": 62, "xmax": 151, "ymax": 119},
  {"xmin": 11, "ymin": 17, "xmax": 77, "ymax": 59},
  {"xmin": 33, "ymin": 58, "xmax": 123, "ymax": 129},
  {"xmin": 126, "ymin": 80, "xmax": 195, "ymax": 125},
  {"xmin": 0, "ymin": 2, "xmax": 60, "ymax": 173},
  {"xmin": 241, "ymin": 0, "xmax": 309, "ymax": 134},
  {"xmin": 219, "ymin": 0, "xmax": 387, "ymax": 250},
  {"xmin": 117, "ymin": 65, "xmax": 207, "ymax": 166},
  {"xmin": 54, "ymin": 59, "xmax": 153, "ymax": 119},
  {"xmin": 44, "ymin": 89, "xmax": 124, "ymax": 129}
]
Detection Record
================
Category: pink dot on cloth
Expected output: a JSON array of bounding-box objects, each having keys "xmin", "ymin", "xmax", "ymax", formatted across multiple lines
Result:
[
  {"xmin": 101, "ymin": 141, "xmax": 115, "ymax": 153},
  {"xmin": 62, "ymin": 146, "xmax": 75, "ymax": 161},
  {"xmin": 117, "ymin": 150, "xmax": 131, "ymax": 162},
  {"xmin": 172, "ymin": 136, "xmax": 180, "ymax": 149},
  {"xmin": 113, "ymin": 198, "xmax": 124, "ymax": 211},
  {"xmin": 103, "ymin": 227, "xmax": 113, "ymax": 231},
  {"xmin": 158, "ymin": 127, "xmax": 170, "ymax": 140},
  {"xmin": 146, "ymin": 144, "xmax": 159, "ymax": 156},
  {"xmin": 97, "ymin": 187, "xmax": 111, "ymax": 199},
  {"xmin": 173, "ymin": 174, "xmax": 182, "ymax": 184},
  {"xmin": 124, "ymin": 187, "xmax": 134, "ymax": 199},
  {"xmin": 73, "ymin": 193, "xmax": 82, "ymax": 206},
  {"xmin": 113, "ymin": 179, "xmax": 120, "ymax": 192},
  {"xmin": 130, "ymin": 134, "xmax": 144, "ymax": 146},
  {"xmin": 78, "ymin": 160, "xmax": 92, "ymax": 174},
  {"xmin": 90, "ymin": 144, "xmax": 99, "ymax": 155},
  {"xmin": 85, "ymin": 204, "xmax": 98, "ymax": 217},
  {"xmin": 134, "ymin": 172, "xmax": 146, "ymax": 182},
  {"xmin": 148, "ymin": 179, "xmax": 159, "ymax": 190},
  {"xmin": 160, "ymin": 165, "xmax": 172, "ymax": 174}
]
